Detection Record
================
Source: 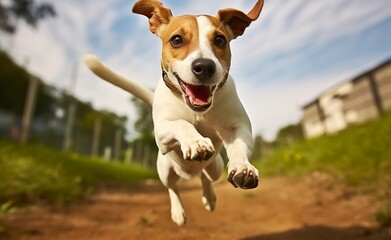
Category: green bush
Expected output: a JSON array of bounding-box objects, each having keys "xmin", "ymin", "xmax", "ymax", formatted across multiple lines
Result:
[{"xmin": 0, "ymin": 141, "xmax": 157, "ymax": 206}]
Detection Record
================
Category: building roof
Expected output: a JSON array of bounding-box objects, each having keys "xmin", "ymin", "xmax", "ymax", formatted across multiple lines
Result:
[{"xmin": 301, "ymin": 57, "xmax": 391, "ymax": 109}]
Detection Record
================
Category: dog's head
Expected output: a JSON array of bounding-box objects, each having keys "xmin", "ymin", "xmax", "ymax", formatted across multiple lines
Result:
[{"xmin": 133, "ymin": 0, "xmax": 264, "ymax": 112}]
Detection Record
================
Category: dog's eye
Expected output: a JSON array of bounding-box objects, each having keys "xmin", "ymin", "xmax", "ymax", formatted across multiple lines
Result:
[
  {"xmin": 170, "ymin": 35, "xmax": 184, "ymax": 47},
  {"xmin": 214, "ymin": 35, "xmax": 227, "ymax": 47}
]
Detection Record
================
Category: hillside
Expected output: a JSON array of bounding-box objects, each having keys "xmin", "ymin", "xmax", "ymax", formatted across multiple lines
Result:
[{"xmin": 257, "ymin": 111, "xmax": 391, "ymax": 187}]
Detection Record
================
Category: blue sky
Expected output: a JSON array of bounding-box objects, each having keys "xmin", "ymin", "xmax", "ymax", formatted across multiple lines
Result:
[{"xmin": 3, "ymin": 0, "xmax": 391, "ymax": 140}]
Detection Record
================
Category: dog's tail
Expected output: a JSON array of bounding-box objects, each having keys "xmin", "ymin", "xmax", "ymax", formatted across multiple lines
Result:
[{"xmin": 84, "ymin": 54, "xmax": 154, "ymax": 107}]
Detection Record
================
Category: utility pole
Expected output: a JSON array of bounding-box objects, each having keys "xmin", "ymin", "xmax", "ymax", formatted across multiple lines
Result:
[
  {"xmin": 63, "ymin": 62, "xmax": 79, "ymax": 151},
  {"xmin": 20, "ymin": 58, "xmax": 38, "ymax": 145}
]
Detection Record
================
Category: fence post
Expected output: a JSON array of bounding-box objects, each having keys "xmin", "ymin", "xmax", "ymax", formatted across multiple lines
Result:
[
  {"xmin": 113, "ymin": 128, "xmax": 122, "ymax": 160},
  {"xmin": 63, "ymin": 102, "xmax": 76, "ymax": 151},
  {"xmin": 20, "ymin": 76, "xmax": 38, "ymax": 145},
  {"xmin": 91, "ymin": 118, "xmax": 101, "ymax": 157},
  {"xmin": 63, "ymin": 62, "xmax": 79, "ymax": 151}
]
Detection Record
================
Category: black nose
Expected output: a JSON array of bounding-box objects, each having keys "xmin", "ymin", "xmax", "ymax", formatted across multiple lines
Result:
[{"xmin": 192, "ymin": 58, "xmax": 216, "ymax": 81}]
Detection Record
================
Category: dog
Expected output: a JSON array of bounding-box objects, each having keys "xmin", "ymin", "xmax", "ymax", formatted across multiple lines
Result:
[{"xmin": 84, "ymin": 0, "xmax": 264, "ymax": 226}]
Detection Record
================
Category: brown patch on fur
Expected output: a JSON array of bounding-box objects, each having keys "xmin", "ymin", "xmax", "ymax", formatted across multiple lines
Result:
[
  {"xmin": 160, "ymin": 15, "xmax": 199, "ymax": 71},
  {"xmin": 204, "ymin": 15, "xmax": 232, "ymax": 73}
]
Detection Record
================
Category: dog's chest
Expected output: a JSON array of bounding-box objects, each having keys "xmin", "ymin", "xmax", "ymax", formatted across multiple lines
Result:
[{"xmin": 190, "ymin": 116, "xmax": 221, "ymax": 143}]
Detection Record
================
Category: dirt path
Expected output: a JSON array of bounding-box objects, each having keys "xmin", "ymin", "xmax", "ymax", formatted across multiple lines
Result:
[{"xmin": 1, "ymin": 175, "xmax": 390, "ymax": 240}]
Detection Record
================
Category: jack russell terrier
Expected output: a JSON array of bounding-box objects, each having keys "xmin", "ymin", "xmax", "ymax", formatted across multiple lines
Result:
[{"xmin": 85, "ymin": 0, "xmax": 264, "ymax": 226}]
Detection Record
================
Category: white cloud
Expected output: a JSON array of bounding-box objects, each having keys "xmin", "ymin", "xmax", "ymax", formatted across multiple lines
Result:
[
  {"xmin": 233, "ymin": 0, "xmax": 391, "ymax": 64},
  {"xmin": 4, "ymin": 0, "xmax": 391, "ymax": 141},
  {"xmin": 6, "ymin": 22, "xmax": 67, "ymax": 84},
  {"xmin": 237, "ymin": 69, "xmax": 355, "ymax": 140}
]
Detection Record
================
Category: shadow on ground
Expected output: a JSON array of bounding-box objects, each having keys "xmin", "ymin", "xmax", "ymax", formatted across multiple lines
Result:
[{"xmin": 241, "ymin": 225, "xmax": 391, "ymax": 240}]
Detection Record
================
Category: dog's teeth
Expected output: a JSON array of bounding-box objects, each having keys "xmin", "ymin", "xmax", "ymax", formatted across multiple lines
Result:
[{"xmin": 189, "ymin": 96, "xmax": 194, "ymax": 104}]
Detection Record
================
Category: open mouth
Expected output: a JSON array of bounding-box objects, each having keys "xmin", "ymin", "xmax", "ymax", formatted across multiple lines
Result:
[{"xmin": 174, "ymin": 73, "xmax": 216, "ymax": 112}]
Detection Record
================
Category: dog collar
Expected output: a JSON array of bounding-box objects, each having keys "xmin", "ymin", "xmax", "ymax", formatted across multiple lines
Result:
[
  {"xmin": 161, "ymin": 71, "xmax": 229, "ymax": 95},
  {"xmin": 162, "ymin": 71, "xmax": 182, "ymax": 95}
]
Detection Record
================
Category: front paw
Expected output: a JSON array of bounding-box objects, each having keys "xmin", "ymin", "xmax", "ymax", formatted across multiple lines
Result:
[
  {"xmin": 227, "ymin": 163, "xmax": 259, "ymax": 189},
  {"xmin": 181, "ymin": 138, "xmax": 215, "ymax": 161}
]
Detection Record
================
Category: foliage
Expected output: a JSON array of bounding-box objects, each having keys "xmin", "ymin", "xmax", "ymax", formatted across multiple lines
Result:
[
  {"xmin": 0, "ymin": 201, "xmax": 16, "ymax": 215},
  {"xmin": 252, "ymin": 135, "xmax": 273, "ymax": 161},
  {"xmin": 256, "ymin": 111, "xmax": 391, "ymax": 226},
  {"xmin": 130, "ymin": 97, "xmax": 158, "ymax": 167},
  {"xmin": 0, "ymin": 0, "xmax": 55, "ymax": 34},
  {"xmin": 0, "ymin": 51, "xmax": 57, "ymax": 118},
  {"xmin": 256, "ymin": 111, "xmax": 391, "ymax": 188},
  {"xmin": 252, "ymin": 123, "xmax": 303, "ymax": 161},
  {"xmin": 0, "ymin": 140, "xmax": 157, "ymax": 206},
  {"xmin": 274, "ymin": 122, "xmax": 304, "ymax": 147},
  {"xmin": 0, "ymin": 50, "xmax": 128, "ymax": 155},
  {"xmin": 131, "ymin": 97, "xmax": 154, "ymax": 141}
]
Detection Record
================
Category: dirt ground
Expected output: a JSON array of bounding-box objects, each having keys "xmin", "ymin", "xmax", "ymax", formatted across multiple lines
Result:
[{"xmin": 1, "ymin": 174, "xmax": 390, "ymax": 240}]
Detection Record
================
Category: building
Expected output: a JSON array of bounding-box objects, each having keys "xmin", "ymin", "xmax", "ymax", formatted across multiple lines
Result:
[{"xmin": 301, "ymin": 58, "xmax": 391, "ymax": 138}]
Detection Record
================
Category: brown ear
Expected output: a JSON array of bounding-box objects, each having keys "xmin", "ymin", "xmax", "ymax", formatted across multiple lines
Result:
[
  {"xmin": 217, "ymin": 0, "xmax": 264, "ymax": 39},
  {"xmin": 132, "ymin": 0, "xmax": 173, "ymax": 36}
]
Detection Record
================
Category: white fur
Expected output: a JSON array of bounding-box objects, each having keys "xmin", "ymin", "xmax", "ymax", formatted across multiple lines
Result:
[
  {"xmin": 154, "ymin": 73, "xmax": 257, "ymax": 225},
  {"xmin": 171, "ymin": 16, "xmax": 225, "ymax": 87},
  {"xmin": 84, "ymin": 7, "xmax": 259, "ymax": 227}
]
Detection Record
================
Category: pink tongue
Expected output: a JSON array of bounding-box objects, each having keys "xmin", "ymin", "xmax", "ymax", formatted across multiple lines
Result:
[{"xmin": 184, "ymin": 84, "xmax": 211, "ymax": 105}]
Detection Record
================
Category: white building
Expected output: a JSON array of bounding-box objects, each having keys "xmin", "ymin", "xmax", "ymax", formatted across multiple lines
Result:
[{"xmin": 302, "ymin": 58, "xmax": 391, "ymax": 138}]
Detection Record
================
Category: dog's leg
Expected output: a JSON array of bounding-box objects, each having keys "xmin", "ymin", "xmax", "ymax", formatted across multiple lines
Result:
[
  {"xmin": 224, "ymin": 124, "xmax": 259, "ymax": 189},
  {"xmin": 200, "ymin": 154, "xmax": 224, "ymax": 211},
  {"xmin": 167, "ymin": 185, "xmax": 186, "ymax": 225},
  {"xmin": 157, "ymin": 153, "xmax": 187, "ymax": 225},
  {"xmin": 201, "ymin": 172, "xmax": 216, "ymax": 211},
  {"xmin": 155, "ymin": 119, "xmax": 215, "ymax": 161}
]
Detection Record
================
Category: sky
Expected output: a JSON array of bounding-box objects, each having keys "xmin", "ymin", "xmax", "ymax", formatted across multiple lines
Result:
[{"xmin": 2, "ymin": 0, "xmax": 391, "ymax": 140}]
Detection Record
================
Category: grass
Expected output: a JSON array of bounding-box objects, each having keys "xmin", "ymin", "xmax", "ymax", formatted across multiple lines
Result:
[
  {"xmin": 255, "ymin": 111, "xmax": 391, "ymax": 226},
  {"xmin": 0, "ymin": 141, "xmax": 157, "ymax": 206},
  {"xmin": 257, "ymin": 111, "xmax": 391, "ymax": 186}
]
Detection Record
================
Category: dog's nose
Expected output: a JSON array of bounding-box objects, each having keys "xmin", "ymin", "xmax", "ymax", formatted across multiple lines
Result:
[{"xmin": 192, "ymin": 58, "xmax": 216, "ymax": 81}]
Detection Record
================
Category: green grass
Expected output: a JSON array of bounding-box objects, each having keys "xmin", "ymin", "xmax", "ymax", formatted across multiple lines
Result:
[
  {"xmin": 0, "ymin": 141, "xmax": 157, "ymax": 206},
  {"xmin": 256, "ymin": 111, "xmax": 391, "ymax": 226},
  {"xmin": 256, "ymin": 111, "xmax": 391, "ymax": 187}
]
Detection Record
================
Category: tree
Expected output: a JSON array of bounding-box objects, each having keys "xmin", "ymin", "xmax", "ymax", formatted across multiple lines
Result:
[
  {"xmin": 275, "ymin": 123, "xmax": 304, "ymax": 147},
  {"xmin": 252, "ymin": 134, "xmax": 275, "ymax": 161},
  {"xmin": 0, "ymin": 50, "xmax": 57, "ymax": 117},
  {"xmin": 130, "ymin": 97, "xmax": 158, "ymax": 167},
  {"xmin": 0, "ymin": 0, "xmax": 55, "ymax": 34},
  {"xmin": 252, "ymin": 135, "xmax": 264, "ymax": 161},
  {"xmin": 131, "ymin": 97, "xmax": 154, "ymax": 141}
]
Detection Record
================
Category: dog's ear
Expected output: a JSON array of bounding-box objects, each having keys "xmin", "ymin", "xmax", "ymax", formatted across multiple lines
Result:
[
  {"xmin": 132, "ymin": 0, "xmax": 173, "ymax": 37},
  {"xmin": 217, "ymin": 0, "xmax": 264, "ymax": 39}
]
